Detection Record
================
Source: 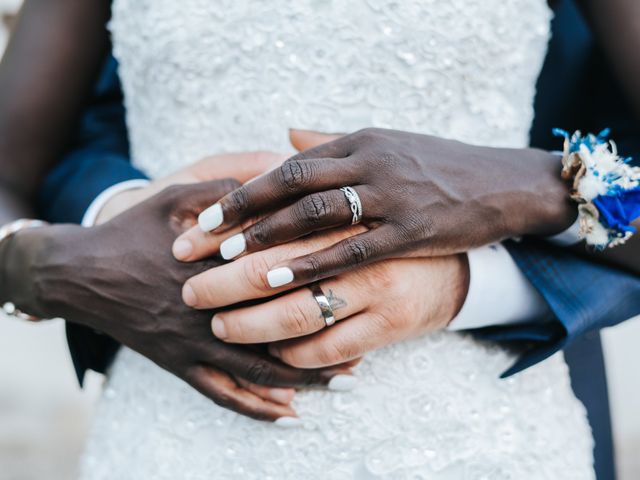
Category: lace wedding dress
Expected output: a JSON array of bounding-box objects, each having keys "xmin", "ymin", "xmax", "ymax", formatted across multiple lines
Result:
[{"xmin": 79, "ymin": 1, "xmax": 595, "ymax": 478}]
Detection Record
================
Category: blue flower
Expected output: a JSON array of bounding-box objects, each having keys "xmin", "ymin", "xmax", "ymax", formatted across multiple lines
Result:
[
  {"xmin": 552, "ymin": 128, "xmax": 611, "ymax": 154},
  {"xmin": 593, "ymin": 187, "xmax": 640, "ymax": 236}
]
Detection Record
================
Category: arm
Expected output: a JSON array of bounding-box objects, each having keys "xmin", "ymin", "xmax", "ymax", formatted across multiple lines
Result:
[
  {"xmin": 0, "ymin": 3, "xmax": 340, "ymax": 420},
  {"xmin": 0, "ymin": 0, "xmax": 111, "ymax": 224}
]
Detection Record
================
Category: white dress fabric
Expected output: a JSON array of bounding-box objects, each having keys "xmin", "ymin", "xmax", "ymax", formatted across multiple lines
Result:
[{"xmin": 80, "ymin": 1, "xmax": 595, "ymax": 478}]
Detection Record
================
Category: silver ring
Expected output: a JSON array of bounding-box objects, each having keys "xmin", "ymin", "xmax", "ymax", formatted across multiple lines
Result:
[
  {"xmin": 309, "ymin": 282, "xmax": 336, "ymax": 327},
  {"xmin": 339, "ymin": 186, "xmax": 363, "ymax": 225}
]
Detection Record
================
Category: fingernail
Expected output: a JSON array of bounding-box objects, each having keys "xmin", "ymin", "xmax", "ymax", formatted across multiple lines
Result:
[
  {"xmin": 269, "ymin": 388, "xmax": 295, "ymax": 404},
  {"xmin": 182, "ymin": 283, "xmax": 197, "ymax": 307},
  {"xmin": 267, "ymin": 267, "xmax": 294, "ymax": 288},
  {"xmin": 172, "ymin": 239, "xmax": 193, "ymax": 260},
  {"xmin": 211, "ymin": 316, "xmax": 227, "ymax": 339},
  {"xmin": 328, "ymin": 375, "xmax": 358, "ymax": 392},
  {"xmin": 220, "ymin": 233, "xmax": 246, "ymax": 260},
  {"xmin": 275, "ymin": 417, "xmax": 302, "ymax": 428},
  {"xmin": 198, "ymin": 203, "xmax": 223, "ymax": 231}
]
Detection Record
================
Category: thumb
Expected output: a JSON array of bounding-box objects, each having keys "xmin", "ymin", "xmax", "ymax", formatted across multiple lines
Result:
[{"xmin": 289, "ymin": 128, "xmax": 344, "ymax": 152}]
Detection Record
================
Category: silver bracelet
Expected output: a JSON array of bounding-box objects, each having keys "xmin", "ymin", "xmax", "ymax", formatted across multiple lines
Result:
[{"xmin": 0, "ymin": 219, "xmax": 48, "ymax": 321}]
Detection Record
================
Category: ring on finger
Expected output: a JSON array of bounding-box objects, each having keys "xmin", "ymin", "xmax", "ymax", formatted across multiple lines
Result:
[
  {"xmin": 309, "ymin": 282, "xmax": 336, "ymax": 327},
  {"xmin": 339, "ymin": 186, "xmax": 363, "ymax": 225}
]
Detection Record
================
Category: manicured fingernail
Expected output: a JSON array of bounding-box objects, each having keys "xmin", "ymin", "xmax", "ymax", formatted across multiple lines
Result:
[
  {"xmin": 269, "ymin": 388, "xmax": 295, "ymax": 404},
  {"xmin": 220, "ymin": 233, "xmax": 246, "ymax": 260},
  {"xmin": 198, "ymin": 203, "xmax": 223, "ymax": 231},
  {"xmin": 172, "ymin": 239, "xmax": 193, "ymax": 260},
  {"xmin": 328, "ymin": 375, "xmax": 358, "ymax": 392},
  {"xmin": 267, "ymin": 267, "xmax": 294, "ymax": 288},
  {"xmin": 211, "ymin": 316, "xmax": 227, "ymax": 339},
  {"xmin": 182, "ymin": 284, "xmax": 197, "ymax": 307},
  {"xmin": 275, "ymin": 417, "xmax": 302, "ymax": 428}
]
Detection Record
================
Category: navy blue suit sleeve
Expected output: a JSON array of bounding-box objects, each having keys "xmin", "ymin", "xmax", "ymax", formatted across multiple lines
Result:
[
  {"xmin": 36, "ymin": 55, "xmax": 146, "ymax": 384},
  {"xmin": 37, "ymin": 55, "xmax": 148, "ymax": 223},
  {"xmin": 473, "ymin": 240, "xmax": 640, "ymax": 377}
]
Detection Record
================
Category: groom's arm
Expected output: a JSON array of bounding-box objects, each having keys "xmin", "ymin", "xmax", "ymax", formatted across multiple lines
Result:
[
  {"xmin": 37, "ymin": 54, "xmax": 148, "ymax": 224},
  {"xmin": 35, "ymin": 53, "xmax": 149, "ymax": 383}
]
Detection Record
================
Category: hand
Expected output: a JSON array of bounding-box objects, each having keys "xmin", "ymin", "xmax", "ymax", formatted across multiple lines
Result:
[
  {"xmin": 179, "ymin": 226, "xmax": 469, "ymax": 368},
  {"xmin": 6, "ymin": 180, "xmax": 345, "ymax": 421},
  {"xmin": 184, "ymin": 128, "xmax": 574, "ymax": 288},
  {"xmin": 94, "ymin": 151, "xmax": 287, "ymax": 224}
]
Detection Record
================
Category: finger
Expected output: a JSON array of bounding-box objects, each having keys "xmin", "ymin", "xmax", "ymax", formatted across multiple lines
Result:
[
  {"xmin": 187, "ymin": 151, "xmax": 288, "ymax": 184},
  {"xmin": 270, "ymin": 311, "xmax": 405, "ymax": 369},
  {"xmin": 173, "ymin": 223, "xmax": 243, "ymax": 262},
  {"xmin": 183, "ymin": 226, "xmax": 364, "ymax": 308},
  {"xmin": 163, "ymin": 178, "xmax": 242, "ymax": 233},
  {"xmin": 188, "ymin": 365, "xmax": 295, "ymax": 421},
  {"xmin": 289, "ymin": 129, "xmax": 344, "ymax": 152},
  {"xmin": 219, "ymin": 189, "xmax": 356, "ymax": 259},
  {"xmin": 265, "ymin": 226, "xmax": 398, "ymax": 289},
  {"xmin": 235, "ymin": 378, "xmax": 296, "ymax": 406},
  {"xmin": 206, "ymin": 341, "xmax": 352, "ymax": 388},
  {"xmin": 198, "ymin": 144, "xmax": 358, "ymax": 233},
  {"xmin": 211, "ymin": 277, "xmax": 366, "ymax": 343}
]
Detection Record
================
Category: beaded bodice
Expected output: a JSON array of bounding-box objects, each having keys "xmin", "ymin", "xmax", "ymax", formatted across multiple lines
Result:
[{"xmin": 79, "ymin": 1, "xmax": 595, "ymax": 478}]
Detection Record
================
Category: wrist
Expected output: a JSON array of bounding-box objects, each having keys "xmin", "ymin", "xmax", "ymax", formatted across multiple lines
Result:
[
  {"xmin": 0, "ymin": 227, "xmax": 50, "ymax": 316},
  {"xmin": 505, "ymin": 149, "xmax": 577, "ymax": 238},
  {"xmin": 443, "ymin": 253, "xmax": 470, "ymax": 326},
  {"xmin": 94, "ymin": 182, "xmax": 152, "ymax": 225}
]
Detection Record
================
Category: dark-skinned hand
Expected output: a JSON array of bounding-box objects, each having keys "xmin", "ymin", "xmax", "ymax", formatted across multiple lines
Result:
[
  {"xmin": 175, "ymin": 128, "xmax": 576, "ymax": 288},
  {"xmin": 1, "ymin": 180, "xmax": 346, "ymax": 421}
]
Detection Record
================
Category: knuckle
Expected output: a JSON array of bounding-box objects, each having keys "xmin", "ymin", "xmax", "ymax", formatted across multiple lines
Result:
[
  {"xmin": 158, "ymin": 184, "xmax": 185, "ymax": 206},
  {"xmin": 226, "ymin": 186, "xmax": 250, "ymax": 214},
  {"xmin": 218, "ymin": 177, "xmax": 242, "ymax": 194},
  {"xmin": 243, "ymin": 254, "xmax": 273, "ymax": 292},
  {"xmin": 278, "ymin": 159, "xmax": 314, "ymax": 191},
  {"xmin": 246, "ymin": 220, "xmax": 273, "ymax": 246},
  {"xmin": 317, "ymin": 340, "xmax": 355, "ymax": 366},
  {"xmin": 342, "ymin": 237, "xmax": 373, "ymax": 265},
  {"xmin": 299, "ymin": 255, "xmax": 322, "ymax": 282},
  {"xmin": 361, "ymin": 263, "xmax": 395, "ymax": 291},
  {"xmin": 298, "ymin": 193, "xmax": 332, "ymax": 225},
  {"xmin": 378, "ymin": 152, "xmax": 400, "ymax": 168},
  {"xmin": 375, "ymin": 308, "xmax": 405, "ymax": 331},
  {"xmin": 401, "ymin": 214, "xmax": 434, "ymax": 240},
  {"xmin": 189, "ymin": 278, "xmax": 215, "ymax": 306},
  {"xmin": 283, "ymin": 301, "xmax": 316, "ymax": 336},
  {"xmin": 245, "ymin": 359, "xmax": 275, "ymax": 385}
]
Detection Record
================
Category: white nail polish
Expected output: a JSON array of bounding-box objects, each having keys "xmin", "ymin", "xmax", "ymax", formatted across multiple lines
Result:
[
  {"xmin": 275, "ymin": 417, "xmax": 303, "ymax": 428},
  {"xmin": 328, "ymin": 375, "xmax": 358, "ymax": 392},
  {"xmin": 267, "ymin": 267, "xmax": 294, "ymax": 288},
  {"xmin": 198, "ymin": 203, "xmax": 223, "ymax": 232},
  {"xmin": 220, "ymin": 233, "xmax": 246, "ymax": 260}
]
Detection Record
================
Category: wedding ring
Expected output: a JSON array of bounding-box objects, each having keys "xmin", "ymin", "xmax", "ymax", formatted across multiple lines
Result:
[
  {"xmin": 339, "ymin": 186, "xmax": 363, "ymax": 225},
  {"xmin": 309, "ymin": 282, "xmax": 336, "ymax": 327}
]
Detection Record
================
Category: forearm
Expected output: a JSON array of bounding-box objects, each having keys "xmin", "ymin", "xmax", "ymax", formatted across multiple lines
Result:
[{"xmin": 0, "ymin": 0, "xmax": 110, "ymax": 199}]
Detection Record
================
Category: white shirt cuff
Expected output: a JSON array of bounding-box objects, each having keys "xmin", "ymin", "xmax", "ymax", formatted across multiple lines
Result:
[
  {"xmin": 448, "ymin": 243, "xmax": 550, "ymax": 331},
  {"xmin": 547, "ymin": 218, "xmax": 581, "ymax": 246},
  {"xmin": 81, "ymin": 179, "xmax": 150, "ymax": 227}
]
